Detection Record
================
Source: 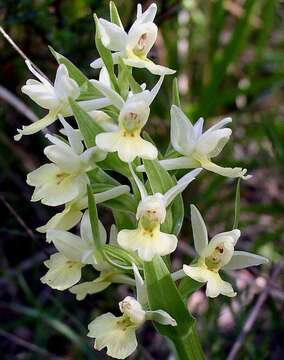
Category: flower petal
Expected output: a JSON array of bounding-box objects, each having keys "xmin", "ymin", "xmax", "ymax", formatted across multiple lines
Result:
[
  {"xmin": 206, "ymin": 272, "xmax": 236, "ymax": 298},
  {"xmin": 123, "ymin": 58, "xmax": 175, "ymax": 75},
  {"xmin": 90, "ymin": 80, "xmax": 124, "ymax": 110},
  {"xmin": 194, "ymin": 154, "xmax": 249, "ymax": 179},
  {"xmin": 14, "ymin": 111, "xmax": 57, "ymax": 141},
  {"xmin": 58, "ymin": 115, "xmax": 84, "ymax": 155},
  {"xmin": 41, "ymin": 253, "xmax": 83, "ymax": 290},
  {"xmin": 190, "ymin": 204, "xmax": 208, "ymax": 256},
  {"xmin": 223, "ymin": 251, "xmax": 269, "ymax": 271},
  {"xmin": 88, "ymin": 313, "xmax": 138, "ymax": 359},
  {"xmin": 47, "ymin": 229, "xmax": 91, "ymax": 262},
  {"xmin": 170, "ymin": 105, "xmax": 195, "ymax": 156},
  {"xmin": 195, "ymin": 128, "xmax": 231, "ymax": 157},
  {"xmin": 136, "ymin": 156, "xmax": 199, "ymax": 172},
  {"xmin": 118, "ymin": 228, "xmax": 177, "ymax": 262},
  {"xmin": 44, "ymin": 144, "xmax": 81, "ymax": 173},
  {"xmin": 36, "ymin": 205, "xmax": 83, "ymax": 233},
  {"xmin": 183, "ymin": 264, "xmax": 209, "ymax": 283},
  {"xmin": 69, "ymin": 279, "xmax": 111, "ymax": 300},
  {"xmin": 146, "ymin": 310, "xmax": 177, "ymax": 326},
  {"xmin": 54, "ymin": 64, "xmax": 80, "ymax": 101},
  {"xmin": 98, "ymin": 19, "xmax": 127, "ymax": 52},
  {"xmin": 164, "ymin": 168, "xmax": 202, "ymax": 206}
]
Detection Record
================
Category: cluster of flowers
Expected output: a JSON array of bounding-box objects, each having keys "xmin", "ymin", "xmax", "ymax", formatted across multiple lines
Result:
[{"xmin": 16, "ymin": 3, "xmax": 268, "ymax": 359}]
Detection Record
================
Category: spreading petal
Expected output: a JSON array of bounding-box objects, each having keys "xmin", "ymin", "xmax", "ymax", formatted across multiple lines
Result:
[
  {"xmin": 41, "ymin": 253, "xmax": 83, "ymax": 290},
  {"xmin": 193, "ymin": 153, "xmax": 249, "ymax": 179},
  {"xmin": 223, "ymin": 251, "xmax": 269, "ymax": 271},
  {"xmin": 170, "ymin": 105, "xmax": 195, "ymax": 156},
  {"xmin": 14, "ymin": 111, "xmax": 57, "ymax": 141},
  {"xmin": 190, "ymin": 204, "xmax": 208, "ymax": 256},
  {"xmin": 98, "ymin": 19, "xmax": 127, "ymax": 52},
  {"xmin": 123, "ymin": 58, "xmax": 175, "ymax": 76},
  {"xmin": 118, "ymin": 228, "xmax": 177, "ymax": 262},
  {"xmin": 163, "ymin": 168, "xmax": 202, "ymax": 206},
  {"xmin": 69, "ymin": 279, "xmax": 111, "ymax": 300}
]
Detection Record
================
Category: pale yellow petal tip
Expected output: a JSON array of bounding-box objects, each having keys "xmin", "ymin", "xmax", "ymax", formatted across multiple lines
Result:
[
  {"xmin": 241, "ymin": 169, "xmax": 252, "ymax": 180},
  {"xmin": 14, "ymin": 130, "xmax": 23, "ymax": 141}
]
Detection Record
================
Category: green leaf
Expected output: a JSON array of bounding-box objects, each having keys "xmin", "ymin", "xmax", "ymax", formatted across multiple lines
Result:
[
  {"xmin": 118, "ymin": 58, "xmax": 130, "ymax": 100},
  {"xmin": 113, "ymin": 210, "xmax": 136, "ymax": 231},
  {"xmin": 109, "ymin": 1, "xmax": 123, "ymax": 28},
  {"xmin": 144, "ymin": 256, "xmax": 195, "ymax": 338},
  {"xmin": 49, "ymin": 46, "xmax": 101, "ymax": 97},
  {"xmin": 69, "ymin": 98, "xmax": 103, "ymax": 148},
  {"xmin": 88, "ymin": 167, "xmax": 120, "ymax": 187},
  {"xmin": 49, "ymin": 46, "xmax": 87, "ymax": 86},
  {"xmin": 196, "ymin": 0, "xmax": 257, "ymax": 117},
  {"xmin": 103, "ymin": 244, "xmax": 142, "ymax": 269},
  {"xmin": 94, "ymin": 14, "xmax": 119, "ymax": 92},
  {"xmin": 90, "ymin": 182, "xmax": 137, "ymax": 213},
  {"xmin": 179, "ymin": 277, "xmax": 203, "ymax": 301},
  {"xmin": 144, "ymin": 256, "xmax": 205, "ymax": 360},
  {"xmin": 172, "ymin": 77, "xmax": 181, "ymax": 107},
  {"xmin": 87, "ymin": 185, "xmax": 102, "ymax": 254},
  {"xmin": 99, "ymin": 153, "xmax": 131, "ymax": 178},
  {"xmin": 233, "ymin": 178, "xmax": 241, "ymax": 229}
]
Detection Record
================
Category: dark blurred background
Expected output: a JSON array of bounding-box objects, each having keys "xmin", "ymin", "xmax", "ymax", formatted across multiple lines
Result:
[{"xmin": 0, "ymin": 0, "xmax": 284, "ymax": 359}]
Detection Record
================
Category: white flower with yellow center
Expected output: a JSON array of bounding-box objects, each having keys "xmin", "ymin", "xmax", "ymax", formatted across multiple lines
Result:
[
  {"xmin": 138, "ymin": 105, "xmax": 250, "ymax": 178},
  {"xmin": 42, "ymin": 211, "xmax": 133, "ymax": 295},
  {"xmin": 36, "ymin": 185, "xmax": 130, "ymax": 233},
  {"xmin": 41, "ymin": 211, "xmax": 104, "ymax": 290},
  {"xmin": 91, "ymin": 3, "xmax": 175, "ymax": 76},
  {"xmin": 183, "ymin": 205, "xmax": 268, "ymax": 298},
  {"xmin": 88, "ymin": 266, "xmax": 176, "ymax": 359},
  {"xmin": 27, "ymin": 116, "xmax": 107, "ymax": 206},
  {"xmin": 15, "ymin": 61, "xmax": 110, "ymax": 140},
  {"xmin": 117, "ymin": 166, "xmax": 202, "ymax": 261},
  {"xmin": 90, "ymin": 76, "xmax": 164, "ymax": 162}
]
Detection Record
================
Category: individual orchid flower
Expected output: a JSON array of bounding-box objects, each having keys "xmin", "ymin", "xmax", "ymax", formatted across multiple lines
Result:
[
  {"xmin": 137, "ymin": 105, "xmax": 250, "ymax": 179},
  {"xmin": 183, "ymin": 205, "xmax": 268, "ymax": 298},
  {"xmin": 91, "ymin": 3, "xmax": 175, "ymax": 76},
  {"xmin": 41, "ymin": 210, "xmax": 104, "ymax": 290},
  {"xmin": 88, "ymin": 266, "xmax": 176, "ymax": 359},
  {"xmin": 15, "ymin": 61, "xmax": 110, "ymax": 140},
  {"xmin": 36, "ymin": 185, "xmax": 130, "ymax": 233},
  {"xmin": 117, "ymin": 166, "xmax": 202, "ymax": 261},
  {"xmin": 42, "ymin": 211, "xmax": 134, "ymax": 294},
  {"xmin": 27, "ymin": 116, "xmax": 107, "ymax": 207},
  {"xmin": 90, "ymin": 76, "xmax": 164, "ymax": 162}
]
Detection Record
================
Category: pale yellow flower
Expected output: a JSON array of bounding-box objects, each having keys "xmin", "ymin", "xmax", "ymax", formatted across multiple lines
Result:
[{"xmin": 183, "ymin": 205, "xmax": 268, "ymax": 298}]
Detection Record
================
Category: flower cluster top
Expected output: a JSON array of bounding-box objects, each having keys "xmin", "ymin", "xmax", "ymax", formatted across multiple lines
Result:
[{"xmin": 16, "ymin": 2, "xmax": 268, "ymax": 359}]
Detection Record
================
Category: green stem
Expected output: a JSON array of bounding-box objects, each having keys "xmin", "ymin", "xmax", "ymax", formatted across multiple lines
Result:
[{"xmin": 171, "ymin": 325, "xmax": 205, "ymax": 360}]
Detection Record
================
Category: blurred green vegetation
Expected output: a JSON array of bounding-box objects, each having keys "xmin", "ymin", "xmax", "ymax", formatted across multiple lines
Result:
[{"xmin": 0, "ymin": 0, "xmax": 283, "ymax": 359}]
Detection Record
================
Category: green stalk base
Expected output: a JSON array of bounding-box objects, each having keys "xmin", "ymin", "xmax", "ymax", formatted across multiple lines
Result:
[{"xmin": 170, "ymin": 325, "xmax": 205, "ymax": 360}]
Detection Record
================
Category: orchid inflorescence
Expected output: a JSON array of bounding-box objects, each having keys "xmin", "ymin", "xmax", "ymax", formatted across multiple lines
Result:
[{"xmin": 16, "ymin": 2, "xmax": 268, "ymax": 359}]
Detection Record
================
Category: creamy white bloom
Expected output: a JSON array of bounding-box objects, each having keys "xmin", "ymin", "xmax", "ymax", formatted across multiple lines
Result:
[
  {"xmin": 137, "ymin": 105, "xmax": 250, "ymax": 179},
  {"xmin": 41, "ymin": 211, "xmax": 105, "ymax": 290},
  {"xmin": 91, "ymin": 76, "xmax": 164, "ymax": 162},
  {"xmin": 15, "ymin": 61, "xmax": 110, "ymax": 140},
  {"xmin": 27, "ymin": 116, "xmax": 106, "ymax": 206},
  {"xmin": 117, "ymin": 166, "xmax": 202, "ymax": 261},
  {"xmin": 91, "ymin": 3, "xmax": 175, "ymax": 76},
  {"xmin": 183, "ymin": 205, "xmax": 268, "ymax": 298},
  {"xmin": 88, "ymin": 294, "xmax": 176, "ymax": 359},
  {"xmin": 36, "ymin": 185, "xmax": 130, "ymax": 233}
]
